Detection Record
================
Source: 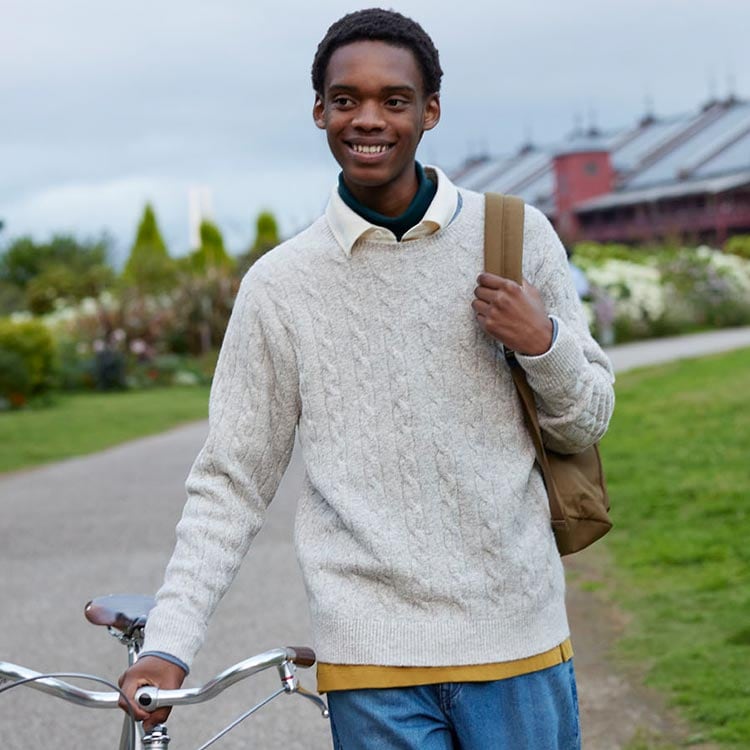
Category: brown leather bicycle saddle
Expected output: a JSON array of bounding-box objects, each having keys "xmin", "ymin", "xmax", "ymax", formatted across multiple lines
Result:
[{"xmin": 84, "ymin": 594, "xmax": 156, "ymax": 633}]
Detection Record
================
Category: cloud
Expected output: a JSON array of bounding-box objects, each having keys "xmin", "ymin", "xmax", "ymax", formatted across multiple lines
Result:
[
  {"xmin": 0, "ymin": 165, "xmax": 338, "ymax": 264},
  {"xmin": 1, "ymin": 0, "xmax": 748, "ymax": 251}
]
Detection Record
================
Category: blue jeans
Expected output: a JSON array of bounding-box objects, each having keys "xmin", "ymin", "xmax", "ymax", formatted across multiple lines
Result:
[{"xmin": 327, "ymin": 660, "xmax": 581, "ymax": 749}]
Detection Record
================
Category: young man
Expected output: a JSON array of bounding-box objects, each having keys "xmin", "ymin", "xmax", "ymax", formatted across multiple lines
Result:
[{"xmin": 120, "ymin": 9, "xmax": 614, "ymax": 749}]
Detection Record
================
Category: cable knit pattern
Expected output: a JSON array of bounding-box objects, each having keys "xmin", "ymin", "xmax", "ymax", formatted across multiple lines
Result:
[{"xmin": 143, "ymin": 188, "xmax": 615, "ymax": 669}]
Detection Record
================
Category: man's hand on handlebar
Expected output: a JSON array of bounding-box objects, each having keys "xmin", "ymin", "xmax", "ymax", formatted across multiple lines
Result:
[{"xmin": 118, "ymin": 655, "xmax": 186, "ymax": 730}]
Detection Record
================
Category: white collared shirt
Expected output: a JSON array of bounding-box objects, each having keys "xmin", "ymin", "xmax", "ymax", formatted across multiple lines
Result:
[{"xmin": 325, "ymin": 165, "xmax": 460, "ymax": 256}]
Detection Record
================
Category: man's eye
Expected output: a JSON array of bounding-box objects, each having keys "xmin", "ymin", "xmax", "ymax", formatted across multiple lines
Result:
[
  {"xmin": 386, "ymin": 98, "xmax": 407, "ymax": 107},
  {"xmin": 332, "ymin": 96, "xmax": 353, "ymax": 107}
]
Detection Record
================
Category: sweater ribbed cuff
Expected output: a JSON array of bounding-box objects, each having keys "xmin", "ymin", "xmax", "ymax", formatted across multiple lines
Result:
[
  {"xmin": 514, "ymin": 316, "xmax": 587, "ymax": 394},
  {"xmin": 142, "ymin": 606, "xmax": 206, "ymax": 671},
  {"xmin": 138, "ymin": 651, "xmax": 190, "ymax": 675}
]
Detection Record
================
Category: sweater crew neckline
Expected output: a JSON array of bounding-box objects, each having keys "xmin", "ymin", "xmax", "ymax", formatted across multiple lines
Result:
[
  {"xmin": 325, "ymin": 165, "xmax": 460, "ymax": 256},
  {"xmin": 337, "ymin": 162, "xmax": 437, "ymax": 241}
]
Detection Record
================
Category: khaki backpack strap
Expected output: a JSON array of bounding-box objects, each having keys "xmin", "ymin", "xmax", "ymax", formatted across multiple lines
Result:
[
  {"xmin": 483, "ymin": 193, "xmax": 567, "ymax": 528},
  {"xmin": 484, "ymin": 193, "xmax": 524, "ymax": 283}
]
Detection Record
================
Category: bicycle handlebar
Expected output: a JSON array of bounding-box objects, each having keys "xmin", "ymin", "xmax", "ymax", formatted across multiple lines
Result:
[
  {"xmin": 135, "ymin": 646, "xmax": 316, "ymax": 711},
  {"xmin": 0, "ymin": 644, "xmax": 316, "ymax": 714},
  {"xmin": 0, "ymin": 662, "xmax": 120, "ymax": 708},
  {"xmin": 287, "ymin": 646, "xmax": 316, "ymax": 668}
]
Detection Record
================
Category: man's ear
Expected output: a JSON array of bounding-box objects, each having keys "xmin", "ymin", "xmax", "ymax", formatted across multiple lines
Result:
[
  {"xmin": 422, "ymin": 94, "xmax": 441, "ymax": 132},
  {"xmin": 313, "ymin": 95, "xmax": 326, "ymax": 130}
]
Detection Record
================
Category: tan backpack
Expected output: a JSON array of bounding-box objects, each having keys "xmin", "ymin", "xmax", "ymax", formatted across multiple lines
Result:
[{"xmin": 484, "ymin": 193, "xmax": 612, "ymax": 555}]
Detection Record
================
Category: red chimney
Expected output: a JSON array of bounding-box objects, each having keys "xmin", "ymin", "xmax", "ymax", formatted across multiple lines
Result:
[{"xmin": 553, "ymin": 148, "xmax": 614, "ymax": 241}]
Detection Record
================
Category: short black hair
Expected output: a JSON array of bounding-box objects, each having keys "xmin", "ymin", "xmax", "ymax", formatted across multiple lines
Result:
[{"xmin": 312, "ymin": 8, "xmax": 443, "ymax": 97}]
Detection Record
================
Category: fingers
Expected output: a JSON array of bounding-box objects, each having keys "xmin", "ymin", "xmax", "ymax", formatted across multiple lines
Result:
[
  {"xmin": 473, "ymin": 285, "xmax": 496, "ymax": 303},
  {"xmin": 117, "ymin": 675, "xmax": 152, "ymax": 724},
  {"xmin": 474, "ymin": 275, "xmax": 524, "ymax": 310},
  {"xmin": 476, "ymin": 273, "xmax": 523, "ymax": 290},
  {"xmin": 117, "ymin": 656, "xmax": 185, "ymax": 731},
  {"xmin": 471, "ymin": 299, "xmax": 491, "ymax": 322},
  {"xmin": 117, "ymin": 677, "xmax": 172, "ymax": 729},
  {"xmin": 143, "ymin": 707, "xmax": 172, "ymax": 732}
]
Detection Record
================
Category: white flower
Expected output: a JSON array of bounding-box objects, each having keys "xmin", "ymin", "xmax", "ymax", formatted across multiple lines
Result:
[
  {"xmin": 174, "ymin": 371, "xmax": 200, "ymax": 386},
  {"xmin": 130, "ymin": 339, "xmax": 147, "ymax": 355},
  {"xmin": 99, "ymin": 291, "xmax": 116, "ymax": 310},
  {"xmin": 80, "ymin": 298, "xmax": 98, "ymax": 316},
  {"xmin": 586, "ymin": 258, "xmax": 665, "ymax": 323}
]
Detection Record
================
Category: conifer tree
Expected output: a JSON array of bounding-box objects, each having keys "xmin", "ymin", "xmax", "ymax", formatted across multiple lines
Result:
[
  {"xmin": 238, "ymin": 211, "xmax": 280, "ymax": 273},
  {"xmin": 123, "ymin": 203, "xmax": 175, "ymax": 291},
  {"xmin": 188, "ymin": 220, "xmax": 234, "ymax": 273}
]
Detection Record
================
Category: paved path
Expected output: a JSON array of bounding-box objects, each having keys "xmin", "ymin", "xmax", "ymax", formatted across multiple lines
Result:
[
  {"xmin": 604, "ymin": 326, "xmax": 750, "ymax": 373},
  {"xmin": 2, "ymin": 327, "xmax": 747, "ymax": 749}
]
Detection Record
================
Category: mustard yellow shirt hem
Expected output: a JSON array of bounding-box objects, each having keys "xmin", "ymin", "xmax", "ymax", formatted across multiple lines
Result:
[{"xmin": 317, "ymin": 638, "xmax": 573, "ymax": 693}]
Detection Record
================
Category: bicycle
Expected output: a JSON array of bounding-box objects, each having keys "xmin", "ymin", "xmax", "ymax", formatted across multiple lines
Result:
[{"xmin": 0, "ymin": 593, "xmax": 328, "ymax": 749}]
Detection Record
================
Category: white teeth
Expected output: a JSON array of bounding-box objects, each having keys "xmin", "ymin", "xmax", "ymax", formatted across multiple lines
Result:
[{"xmin": 352, "ymin": 144, "xmax": 389, "ymax": 154}]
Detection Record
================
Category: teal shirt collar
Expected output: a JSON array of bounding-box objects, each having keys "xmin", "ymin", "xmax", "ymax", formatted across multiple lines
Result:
[{"xmin": 337, "ymin": 162, "xmax": 438, "ymax": 241}]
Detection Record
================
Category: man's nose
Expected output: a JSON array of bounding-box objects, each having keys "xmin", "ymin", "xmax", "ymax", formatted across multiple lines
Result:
[{"xmin": 352, "ymin": 101, "xmax": 386, "ymax": 130}]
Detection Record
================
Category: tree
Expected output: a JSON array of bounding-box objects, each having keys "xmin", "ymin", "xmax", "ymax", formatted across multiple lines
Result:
[
  {"xmin": 0, "ymin": 233, "xmax": 115, "ymax": 314},
  {"xmin": 185, "ymin": 220, "xmax": 235, "ymax": 274},
  {"xmin": 0, "ymin": 236, "xmax": 46, "ymax": 288},
  {"xmin": 122, "ymin": 203, "xmax": 176, "ymax": 292},
  {"xmin": 238, "ymin": 211, "xmax": 280, "ymax": 273}
]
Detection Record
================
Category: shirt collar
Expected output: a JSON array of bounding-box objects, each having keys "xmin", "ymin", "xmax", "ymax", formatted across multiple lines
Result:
[{"xmin": 325, "ymin": 165, "xmax": 460, "ymax": 257}]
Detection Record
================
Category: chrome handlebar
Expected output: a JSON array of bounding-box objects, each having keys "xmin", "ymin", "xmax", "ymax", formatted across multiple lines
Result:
[
  {"xmin": 0, "ymin": 646, "xmax": 327, "ymax": 718},
  {"xmin": 0, "ymin": 662, "xmax": 120, "ymax": 708},
  {"xmin": 135, "ymin": 647, "xmax": 315, "ymax": 711}
]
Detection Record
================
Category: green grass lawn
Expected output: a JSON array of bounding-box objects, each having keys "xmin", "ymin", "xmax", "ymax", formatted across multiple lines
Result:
[
  {"xmin": 0, "ymin": 386, "xmax": 210, "ymax": 473},
  {"xmin": 3, "ymin": 349, "xmax": 749, "ymax": 745},
  {"xmin": 601, "ymin": 347, "xmax": 750, "ymax": 748}
]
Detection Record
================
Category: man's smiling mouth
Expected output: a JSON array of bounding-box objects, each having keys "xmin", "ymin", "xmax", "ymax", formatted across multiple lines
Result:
[{"xmin": 347, "ymin": 143, "xmax": 394, "ymax": 154}]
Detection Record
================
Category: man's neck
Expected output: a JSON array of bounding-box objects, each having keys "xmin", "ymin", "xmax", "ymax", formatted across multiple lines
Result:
[{"xmin": 341, "ymin": 166, "xmax": 419, "ymax": 217}]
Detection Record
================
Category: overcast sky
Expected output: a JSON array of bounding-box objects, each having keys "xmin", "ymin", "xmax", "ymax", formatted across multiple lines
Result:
[{"xmin": 1, "ymin": 0, "xmax": 748, "ymax": 264}]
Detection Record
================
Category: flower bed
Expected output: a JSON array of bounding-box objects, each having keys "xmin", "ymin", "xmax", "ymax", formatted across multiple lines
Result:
[{"xmin": 573, "ymin": 244, "xmax": 750, "ymax": 344}]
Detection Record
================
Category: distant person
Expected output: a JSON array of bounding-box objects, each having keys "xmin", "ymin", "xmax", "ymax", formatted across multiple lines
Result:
[{"xmin": 119, "ymin": 9, "xmax": 615, "ymax": 749}]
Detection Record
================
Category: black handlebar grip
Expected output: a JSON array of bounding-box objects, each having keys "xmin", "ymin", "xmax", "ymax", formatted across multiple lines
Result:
[{"xmin": 288, "ymin": 646, "xmax": 316, "ymax": 667}]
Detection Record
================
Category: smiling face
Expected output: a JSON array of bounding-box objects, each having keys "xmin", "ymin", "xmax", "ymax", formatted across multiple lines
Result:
[{"xmin": 313, "ymin": 40, "xmax": 440, "ymax": 216}]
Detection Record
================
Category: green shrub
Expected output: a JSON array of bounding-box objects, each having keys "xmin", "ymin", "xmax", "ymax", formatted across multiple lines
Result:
[
  {"xmin": 0, "ymin": 280, "xmax": 25, "ymax": 315},
  {"xmin": 55, "ymin": 339, "xmax": 95, "ymax": 391},
  {"xmin": 0, "ymin": 348, "xmax": 31, "ymax": 408},
  {"xmin": 126, "ymin": 354, "xmax": 211, "ymax": 389},
  {"xmin": 724, "ymin": 234, "xmax": 750, "ymax": 260},
  {"xmin": 572, "ymin": 242, "xmax": 660, "ymax": 267},
  {"xmin": 0, "ymin": 318, "xmax": 57, "ymax": 405}
]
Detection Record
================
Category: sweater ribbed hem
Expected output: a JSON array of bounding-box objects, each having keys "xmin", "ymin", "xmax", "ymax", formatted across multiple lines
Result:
[{"xmin": 311, "ymin": 593, "xmax": 569, "ymax": 667}]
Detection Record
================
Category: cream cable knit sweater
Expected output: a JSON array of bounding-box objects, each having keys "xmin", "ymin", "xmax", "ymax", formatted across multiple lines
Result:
[{"xmin": 142, "ymin": 189, "xmax": 615, "ymax": 668}]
